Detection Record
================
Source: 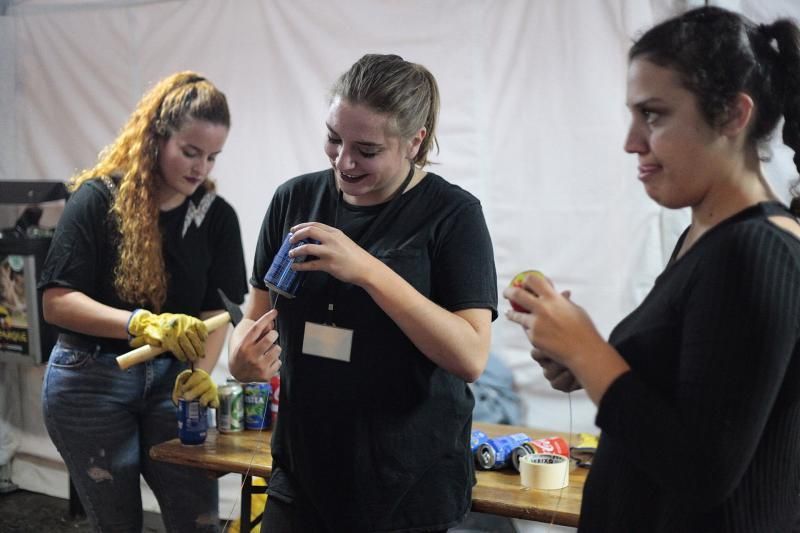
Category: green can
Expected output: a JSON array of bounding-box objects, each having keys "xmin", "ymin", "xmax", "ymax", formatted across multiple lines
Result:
[
  {"xmin": 218, "ymin": 381, "xmax": 244, "ymax": 433},
  {"xmin": 244, "ymin": 382, "xmax": 271, "ymax": 430}
]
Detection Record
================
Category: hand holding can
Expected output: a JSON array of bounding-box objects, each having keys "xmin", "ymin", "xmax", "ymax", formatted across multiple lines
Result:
[{"xmin": 264, "ymin": 232, "xmax": 319, "ymax": 298}]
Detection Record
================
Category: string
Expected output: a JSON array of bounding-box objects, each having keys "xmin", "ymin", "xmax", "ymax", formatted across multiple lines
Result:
[
  {"xmin": 221, "ymin": 388, "xmax": 271, "ymax": 532},
  {"xmin": 221, "ymin": 290, "xmax": 280, "ymax": 532},
  {"xmin": 270, "ymin": 292, "xmax": 281, "ymax": 312},
  {"xmin": 327, "ymin": 162, "xmax": 415, "ymax": 325},
  {"xmin": 547, "ymin": 390, "xmax": 573, "ymax": 531}
]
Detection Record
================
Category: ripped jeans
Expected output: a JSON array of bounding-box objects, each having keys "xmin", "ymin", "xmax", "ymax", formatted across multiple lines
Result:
[{"xmin": 42, "ymin": 337, "xmax": 219, "ymax": 533}]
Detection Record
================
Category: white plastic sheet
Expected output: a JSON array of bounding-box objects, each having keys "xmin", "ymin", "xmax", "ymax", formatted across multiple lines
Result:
[{"xmin": 2, "ymin": 1, "xmax": 799, "ymax": 529}]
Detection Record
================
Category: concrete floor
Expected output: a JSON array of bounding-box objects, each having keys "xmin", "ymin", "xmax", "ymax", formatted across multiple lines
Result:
[
  {"xmin": 0, "ymin": 489, "xmax": 166, "ymax": 532},
  {"xmin": 0, "ymin": 488, "xmax": 522, "ymax": 533}
]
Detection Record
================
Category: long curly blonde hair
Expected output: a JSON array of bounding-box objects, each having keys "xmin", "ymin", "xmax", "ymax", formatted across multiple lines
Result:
[{"xmin": 69, "ymin": 71, "xmax": 230, "ymax": 311}]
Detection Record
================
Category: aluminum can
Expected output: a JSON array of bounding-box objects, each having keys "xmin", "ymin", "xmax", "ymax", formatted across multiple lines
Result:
[
  {"xmin": 177, "ymin": 398, "xmax": 207, "ymax": 445},
  {"xmin": 218, "ymin": 381, "xmax": 244, "ymax": 433},
  {"xmin": 263, "ymin": 232, "xmax": 318, "ymax": 298},
  {"xmin": 476, "ymin": 432, "xmax": 530, "ymax": 470},
  {"xmin": 470, "ymin": 429, "xmax": 489, "ymax": 453},
  {"xmin": 511, "ymin": 436, "xmax": 570, "ymax": 471},
  {"xmin": 511, "ymin": 442, "xmax": 536, "ymax": 471},
  {"xmin": 529, "ymin": 436, "xmax": 570, "ymax": 456},
  {"xmin": 244, "ymin": 382, "xmax": 271, "ymax": 430}
]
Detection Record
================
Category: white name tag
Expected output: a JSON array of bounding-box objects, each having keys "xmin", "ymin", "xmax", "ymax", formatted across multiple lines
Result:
[{"xmin": 302, "ymin": 322, "xmax": 353, "ymax": 363}]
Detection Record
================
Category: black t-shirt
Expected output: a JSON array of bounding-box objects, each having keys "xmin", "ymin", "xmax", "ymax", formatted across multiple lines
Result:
[
  {"xmin": 581, "ymin": 202, "xmax": 800, "ymax": 532},
  {"xmin": 251, "ymin": 169, "xmax": 498, "ymax": 532},
  {"xmin": 39, "ymin": 178, "xmax": 248, "ymax": 353}
]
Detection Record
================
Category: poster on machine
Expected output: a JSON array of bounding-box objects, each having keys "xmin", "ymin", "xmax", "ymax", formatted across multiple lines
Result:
[{"xmin": 0, "ymin": 254, "xmax": 29, "ymax": 355}]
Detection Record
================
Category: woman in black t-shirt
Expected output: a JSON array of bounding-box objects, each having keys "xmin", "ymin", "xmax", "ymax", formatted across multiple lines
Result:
[
  {"xmin": 229, "ymin": 54, "xmax": 498, "ymax": 532},
  {"xmin": 506, "ymin": 7, "xmax": 800, "ymax": 532},
  {"xmin": 40, "ymin": 72, "xmax": 249, "ymax": 532}
]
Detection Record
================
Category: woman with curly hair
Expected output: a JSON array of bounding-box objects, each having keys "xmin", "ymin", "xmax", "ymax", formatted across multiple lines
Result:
[{"xmin": 39, "ymin": 71, "xmax": 250, "ymax": 532}]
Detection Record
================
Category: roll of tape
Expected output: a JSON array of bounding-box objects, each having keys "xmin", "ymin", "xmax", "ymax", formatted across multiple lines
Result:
[{"xmin": 519, "ymin": 453, "xmax": 570, "ymax": 490}]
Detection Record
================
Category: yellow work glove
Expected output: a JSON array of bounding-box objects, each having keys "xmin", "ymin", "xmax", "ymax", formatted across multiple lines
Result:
[
  {"xmin": 127, "ymin": 309, "xmax": 208, "ymax": 362},
  {"xmin": 172, "ymin": 368, "xmax": 219, "ymax": 408}
]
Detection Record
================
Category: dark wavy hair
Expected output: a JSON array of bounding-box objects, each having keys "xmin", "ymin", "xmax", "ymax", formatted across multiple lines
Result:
[{"xmin": 630, "ymin": 6, "xmax": 800, "ymax": 213}]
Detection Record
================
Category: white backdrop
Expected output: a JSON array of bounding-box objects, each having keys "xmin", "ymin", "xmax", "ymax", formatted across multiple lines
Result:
[{"xmin": 1, "ymin": 0, "xmax": 799, "ymax": 529}]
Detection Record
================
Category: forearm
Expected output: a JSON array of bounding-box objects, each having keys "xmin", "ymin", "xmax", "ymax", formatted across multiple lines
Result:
[
  {"xmin": 196, "ymin": 310, "xmax": 228, "ymax": 373},
  {"xmin": 43, "ymin": 287, "xmax": 131, "ymax": 339},
  {"xmin": 567, "ymin": 339, "xmax": 630, "ymax": 405},
  {"xmin": 361, "ymin": 258, "xmax": 491, "ymax": 382}
]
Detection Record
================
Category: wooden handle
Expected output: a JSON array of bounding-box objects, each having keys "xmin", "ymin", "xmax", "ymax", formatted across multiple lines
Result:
[{"xmin": 116, "ymin": 312, "xmax": 232, "ymax": 370}]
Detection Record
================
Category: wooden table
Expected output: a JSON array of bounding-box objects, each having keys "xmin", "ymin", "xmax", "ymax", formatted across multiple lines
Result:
[{"xmin": 150, "ymin": 421, "xmax": 585, "ymax": 530}]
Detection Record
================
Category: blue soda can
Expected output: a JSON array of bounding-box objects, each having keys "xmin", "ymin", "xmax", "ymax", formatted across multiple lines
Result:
[
  {"xmin": 244, "ymin": 382, "xmax": 272, "ymax": 430},
  {"xmin": 264, "ymin": 232, "xmax": 318, "ymax": 298},
  {"xmin": 470, "ymin": 429, "xmax": 489, "ymax": 452},
  {"xmin": 476, "ymin": 432, "xmax": 531, "ymax": 470},
  {"xmin": 177, "ymin": 398, "xmax": 207, "ymax": 445}
]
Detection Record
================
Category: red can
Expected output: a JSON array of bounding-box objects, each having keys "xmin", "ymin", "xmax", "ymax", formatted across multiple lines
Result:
[
  {"xmin": 529, "ymin": 436, "xmax": 569, "ymax": 456},
  {"xmin": 511, "ymin": 436, "xmax": 570, "ymax": 471},
  {"xmin": 270, "ymin": 374, "xmax": 280, "ymax": 428}
]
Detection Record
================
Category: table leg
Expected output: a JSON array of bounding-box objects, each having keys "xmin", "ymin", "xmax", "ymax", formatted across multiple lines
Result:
[
  {"xmin": 240, "ymin": 475, "xmax": 268, "ymax": 532},
  {"xmin": 241, "ymin": 475, "xmax": 252, "ymax": 532}
]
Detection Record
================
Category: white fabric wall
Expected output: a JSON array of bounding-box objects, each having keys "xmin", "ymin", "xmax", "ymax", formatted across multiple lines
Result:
[{"xmin": 1, "ymin": 0, "xmax": 799, "ymax": 529}]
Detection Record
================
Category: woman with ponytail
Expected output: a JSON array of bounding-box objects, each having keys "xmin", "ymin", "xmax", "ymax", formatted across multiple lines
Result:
[
  {"xmin": 506, "ymin": 6, "xmax": 800, "ymax": 532},
  {"xmin": 40, "ymin": 72, "xmax": 249, "ymax": 532},
  {"xmin": 229, "ymin": 54, "xmax": 497, "ymax": 532}
]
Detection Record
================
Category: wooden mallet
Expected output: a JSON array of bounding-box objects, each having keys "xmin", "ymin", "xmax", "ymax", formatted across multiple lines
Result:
[{"xmin": 116, "ymin": 288, "xmax": 244, "ymax": 370}]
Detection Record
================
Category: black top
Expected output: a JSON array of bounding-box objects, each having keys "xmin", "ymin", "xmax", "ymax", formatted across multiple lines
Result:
[
  {"xmin": 251, "ymin": 169, "xmax": 498, "ymax": 532},
  {"xmin": 580, "ymin": 202, "xmax": 800, "ymax": 532},
  {"xmin": 39, "ymin": 178, "xmax": 248, "ymax": 353}
]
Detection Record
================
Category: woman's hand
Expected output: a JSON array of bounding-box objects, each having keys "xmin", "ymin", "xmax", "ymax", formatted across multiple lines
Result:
[
  {"xmin": 503, "ymin": 273, "xmax": 630, "ymax": 405},
  {"xmin": 229, "ymin": 309, "xmax": 282, "ymax": 383},
  {"xmin": 531, "ymin": 348, "xmax": 582, "ymax": 392},
  {"xmin": 289, "ymin": 222, "xmax": 379, "ymax": 286},
  {"xmin": 503, "ymin": 272, "xmax": 604, "ymax": 366}
]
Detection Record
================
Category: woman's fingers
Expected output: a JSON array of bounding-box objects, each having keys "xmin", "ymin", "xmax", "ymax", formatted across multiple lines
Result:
[
  {"xmin": 289, "ymin": 222, "xmax": 336, "ymax": 240},
  {"xmin": 254, "ymin": 329, "xmax": 280, "ymax": 356},
  {"xmin": 237, "ymin": 310, "xmax": 282, "ymax": 382},
  {"xmin": 245, "ymin": 311, "xmax": 279, "ymax": 356},
  {"xmin": 530, "ymin": 348, "xmax": 551, "ymax": 364},
  {"xmin": 289, "ymin": 221, "xmax": 325, "ymax": 233},
  {"xmin": 550, "ymin": 370, "xmax": 582, "ymax": 392},
  {"xmin": 504, "ymin": 306, "xmax": 533, "ymax": 329},
  {"xmin": 502, "ymin": 286, "xmax": 540, "ymax": 313},
  {"xmin": 244, "ymin": 309, "xmax": 278, "ymax": 344},
  {"xmin": 532, "ymin": 349, "xmax": 582, "ymax": 392},
  {"xmin": 287, "ymin": 224, "xmax": 342, "ymax": 264},
  {"xmin": 523, "ymin": 272, "xmax": 556, "ymax": 298},
  {"xmin": 502, "ymin": 272, "xmax": 559, "ymax": 313}
]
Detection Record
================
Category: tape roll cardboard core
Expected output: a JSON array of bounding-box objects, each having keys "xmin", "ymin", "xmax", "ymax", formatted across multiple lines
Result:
[{"xmin": 520, "ymin": 453, "xmax": 569, "ymax": 490}]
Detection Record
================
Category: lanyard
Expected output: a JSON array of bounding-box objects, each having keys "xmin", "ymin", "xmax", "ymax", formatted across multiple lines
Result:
[{"xmin": 326, "ymin": 162, "xmax": 416, "ymax": 324}]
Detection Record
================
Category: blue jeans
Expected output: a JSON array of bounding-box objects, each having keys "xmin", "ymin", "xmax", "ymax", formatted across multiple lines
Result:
[{"xmin": 42, "ymin": 337, "xmax": 219, "ymax": 532}]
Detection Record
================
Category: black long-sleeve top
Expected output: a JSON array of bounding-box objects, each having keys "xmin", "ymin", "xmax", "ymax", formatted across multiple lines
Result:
[{"xmin": 580, "ymin": 202, "xmax": 800, "ymax": 532}]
